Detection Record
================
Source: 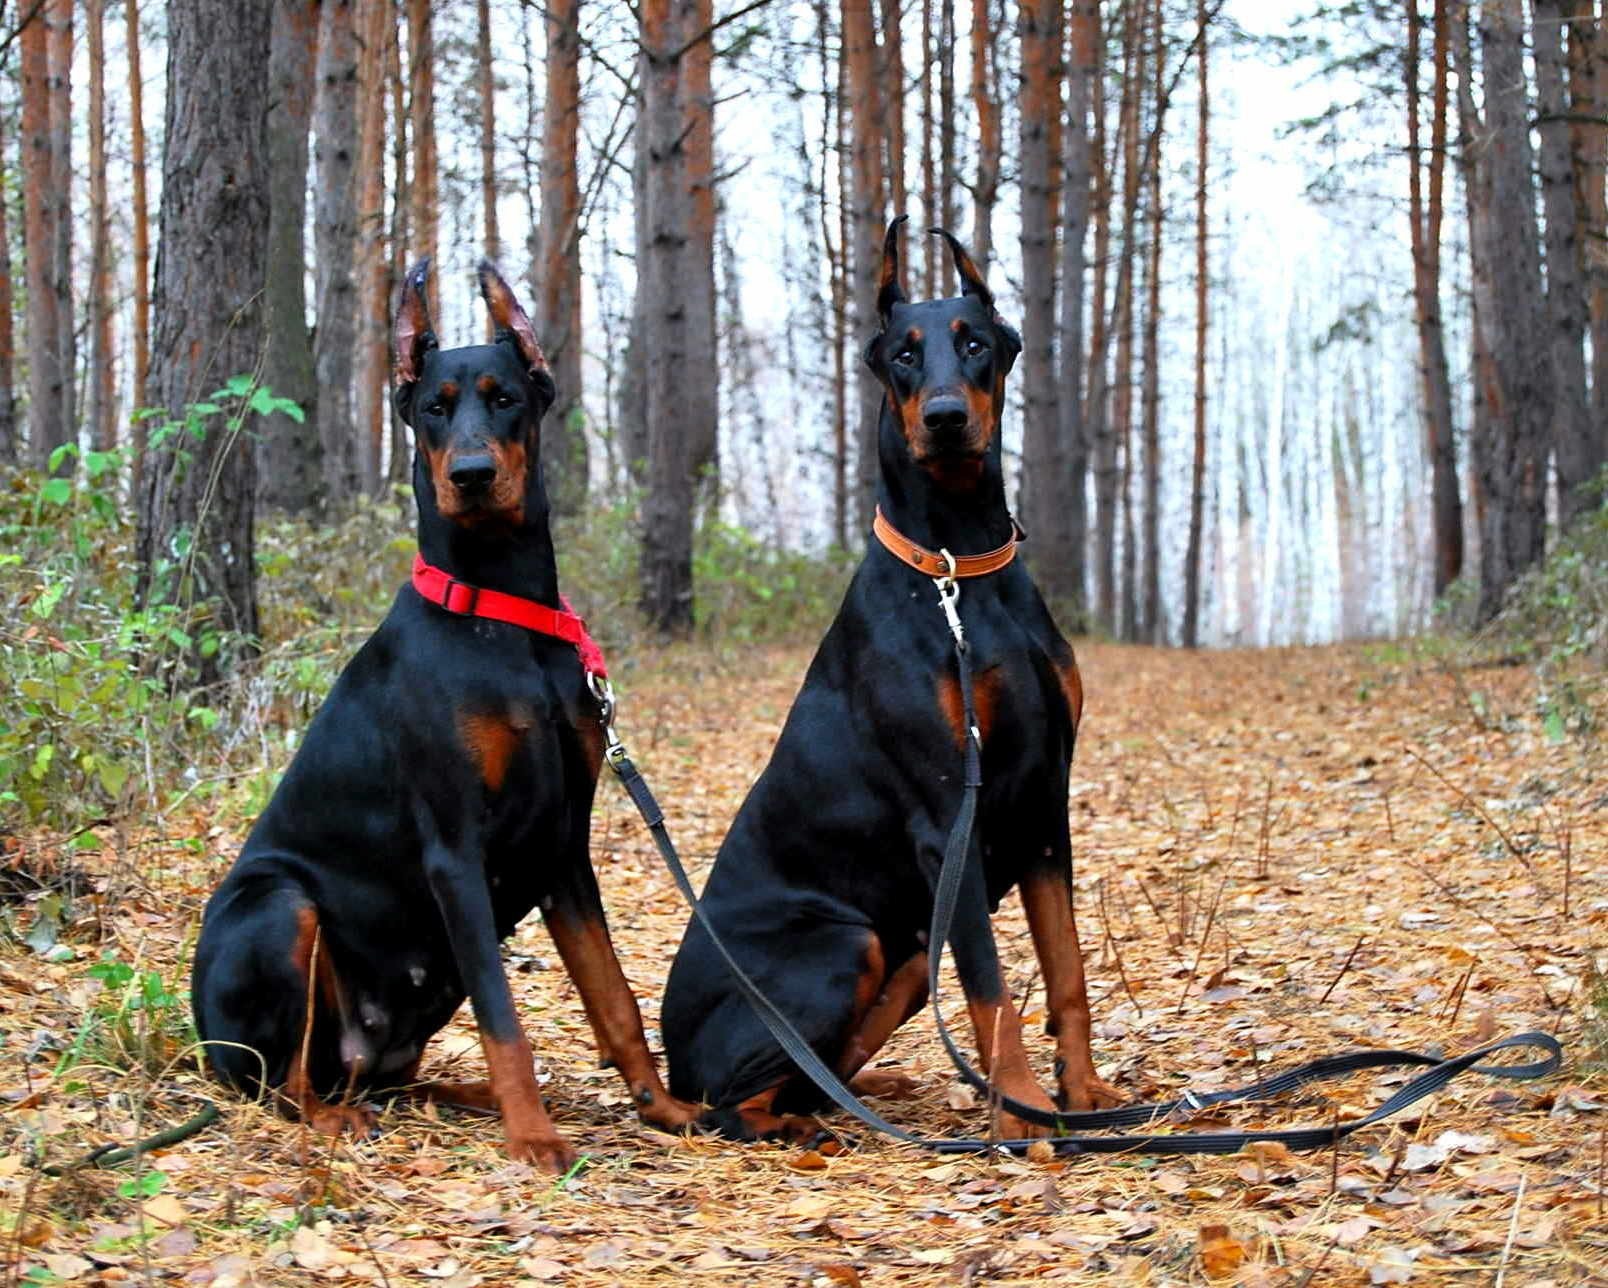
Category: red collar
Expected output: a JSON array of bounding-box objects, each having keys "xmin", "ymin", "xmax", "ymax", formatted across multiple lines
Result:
[{"xmin": 410, "ymin": 553, "xmax": 608, "ymax": 678}]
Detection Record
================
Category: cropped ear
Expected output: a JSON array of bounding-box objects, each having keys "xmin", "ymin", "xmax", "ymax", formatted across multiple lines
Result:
[
  {"xmin": 993, "ymin": 318, "xmax": 1022, "ymax": 376},
  {"xmin": 877, "ymin": 215, "xmax": 908, "ymax": 324},
  {"xmin": 928, "ymin": 227, "xmax": 996, "ymax": 314},
  {"xmin": 393, "ymin": 256, "xmax": 438, "ymax": 390},
  {"xmin": 477, "ymin": 260, "xmax": 551, "ymax": 382}
]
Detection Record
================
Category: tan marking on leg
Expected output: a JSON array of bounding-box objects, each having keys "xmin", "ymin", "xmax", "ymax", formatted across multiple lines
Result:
[
  {"xmin": 544, "ymin": 913, "xmax": 699, "ymax": 1132},
  {"xmin": 734, "ymin": 1084, "xmax": 826, "ymax": 1143},
  {"xmin": 280, "ymin": 907, "xmax": 375, "ymax": 1137},
  {"xmin": 964, "ymin": 992, "xmax": 1059, "ymax": 1139},
  {"xmin": 1019, "ymin": 868, "xmax": 1122, "ymax": 1111},
  {"xmin": 480, "ymin": 1030, "xmax": 574, "ymax": 1170},
  {"xmin": 837, "ymin": 950, "xmax": 929, "ymax": 1099}
]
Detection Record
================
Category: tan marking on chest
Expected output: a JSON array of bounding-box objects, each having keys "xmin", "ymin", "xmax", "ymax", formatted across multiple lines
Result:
[
  {"xmin": 1058, "ymin": 656, "xmax": 1084, "ymax": 733},
  {"xmin": 936, "ymin": 667, "xmax": 1003, "ymax": 750},
  {"xmin": 458, "ymin": 707, "xmax": 534, "ymax": 793}
]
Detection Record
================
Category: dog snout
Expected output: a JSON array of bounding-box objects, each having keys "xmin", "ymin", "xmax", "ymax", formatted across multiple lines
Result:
[
  {"xmin": 448, "ymin": 452, "xmax": 497, "ymax": 494},
  {"xmin": 922, "ymin": 395, "xmax": 970, "ymax": 438}
]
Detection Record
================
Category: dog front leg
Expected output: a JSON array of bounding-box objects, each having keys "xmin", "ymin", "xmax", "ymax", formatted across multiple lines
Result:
[
  {"xmin": 422, "ymin": 840, "xmax": 575, "ymax": 1171},
  {"xmin": 1019, "ymin": 866, "xmax": 1122, "ymax": 1111}
]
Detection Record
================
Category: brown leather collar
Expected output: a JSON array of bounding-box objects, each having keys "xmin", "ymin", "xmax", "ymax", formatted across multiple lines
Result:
[{"xmin": 872, "ymin": 507, "xmax": 1021, "ymax": 579}]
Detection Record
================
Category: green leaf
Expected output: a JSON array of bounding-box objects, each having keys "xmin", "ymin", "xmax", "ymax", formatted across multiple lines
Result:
[
  {"xmin": 47, "ymin": 442, "xmax": 79, "ymax": 472},
  {"xmin": 116, "ymin": 1169, "xmax": 168, "ymax": 1199},
  {"xmin": 1542, "ymin": 706, "xmax": 1566, "ymax": 744},
  {"xmin": 38, "ymin": 477, "xmax": 72, "ymax": 507}
]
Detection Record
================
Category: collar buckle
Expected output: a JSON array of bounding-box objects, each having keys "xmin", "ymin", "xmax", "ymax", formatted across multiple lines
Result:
[{"xmin": 442, "ymin": 578, "xmax": 480, "ymax": 615}]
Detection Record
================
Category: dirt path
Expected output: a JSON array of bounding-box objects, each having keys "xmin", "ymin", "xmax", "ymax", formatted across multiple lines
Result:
[{"xmin": 3, "ymin": 642, "xmax": 1603, "ymax": 1284}]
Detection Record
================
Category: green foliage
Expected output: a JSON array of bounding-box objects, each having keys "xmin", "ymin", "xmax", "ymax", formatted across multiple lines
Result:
[
  {"xmin": 59, "ymin": 956, "xmax": 195, "ymax": 1077},
  {"xmin": 1493, "ymin": 493, "xmax": 1608, "ymax": 667},
  {"xmin": 690, "ymin": 520, "xmax": 855, "ymax": 642}
]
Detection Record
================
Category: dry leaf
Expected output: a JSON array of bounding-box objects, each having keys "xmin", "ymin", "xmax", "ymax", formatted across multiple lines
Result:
[
  {"xmin": 789, "ymin": 1148, "xmax": 830, "ymax": 1171},
  {"xmin": 1198, "ymin": 1224, "xmax": 1248, "ymax": 1279}
]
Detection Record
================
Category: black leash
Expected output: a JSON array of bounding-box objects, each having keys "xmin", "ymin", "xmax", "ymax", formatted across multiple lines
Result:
[{"xmin": 591, "ymin": 581, "xmax": 1563, "ymax": 1156}]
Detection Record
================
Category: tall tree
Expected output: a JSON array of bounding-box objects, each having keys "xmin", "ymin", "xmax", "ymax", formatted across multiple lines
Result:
[
  {"xmin": 968, "ymin": 0, "xmax": 1001, "ymax": 266},
  {"xmin": 477, "ymin": 0, "xmax": 499, "ymax": 266},
  {"xmin": 879, "ymin": 0, "xmax": 908, "ymax": 222},
  {"xmin": 87, "ymin": 0, "xmax": 115, "ymax": 452},
  {"xmin": 20, "ymin": 4, "xmax": 66, "ymax": 466},
  {"xmin": 938, "ymin": 0, "xmax": 956, "ymax": 293},
  {"xmin": 537, "ymin": 0, "xmax": 589, "ymax": 514},
  {"xmin": 1567, "ymin": 1, "xmax": 1608, "ymax": 469},
  {"xmin": 1018, "ymin": 0, "xmax": 1070, "ymax": 598},
  {"xmin": 1056, "ymin": 0, "xmax": 1099, "ymax": 624},
  {"xmin": 407, "ymin": 0, "xmax": 438, "ymax": 270},
  {"xmin": 1454, "ymin": 0, "xmax": 1552, "ymax": 621},
  {"xmin": 46, "ymin": 0, "xmax": 73, "ymax": 459},
  {"xmin": 126, "ymin": 0, "xmax": 152, "ymax": 487},
  {"xmin": 844, "ymin": 0, "xmax": 887, "ymax": 527},
  {"xmin": 637, "ymin": 0, "xmax": 718, "ymax": 633},
  {"xmin": 1534, "ymin": 0, "xmax": 1598, "ymax": 525},
  {"xmin": 1181, "ymin": 0, "xmax": 1209, "ymax": 648},
  {"xmin": 1406, "ymin": 0, "xmax": 1462, "ymax": 593},
  {"xmin": 258, "ymin": 0, "xmax": 321, "ymax": 512},
  {"xmin": 355, "ymin": 0, "xmax": 390, "ymax": 493},
  {"xmin": 314, "ymin": 0, "xmax": 361, "ymax": 502},
  {"xmin": 920, "ymin": 0, "xmax": 936, "ymax": 296},
  {"xmin": 387, "ymin": 0, "xmax": 411, "ymax": 485},
  {"xmin": 135, "ymin": 0, "xmax": 272, "ymax": 674},
  {"xmin": 0, "ymin": 56, "xmax": 15, "ymax": 462},
  {"xmin": 1138, "ymin": 0, "xmax": 1166, "ymax": 642}
]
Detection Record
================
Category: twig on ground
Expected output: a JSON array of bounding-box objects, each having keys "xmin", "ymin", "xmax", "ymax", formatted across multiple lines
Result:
[
  {"xmin": 1318, "ymin": 935, "xmax": 1365, "ymax": 1005},
  {"xmin": 1494, "ymin": 1171, "xmax": 1527, "ymax": 1288}
]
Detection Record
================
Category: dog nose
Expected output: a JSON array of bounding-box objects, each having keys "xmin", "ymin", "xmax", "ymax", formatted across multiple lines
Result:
[
  {"xmin": 448, "ymin": 453, "xmax": 496, "ymax": 493},
  {"xmin": 922, "ymin": 396, "xmax": 970, "ymax": 436}
]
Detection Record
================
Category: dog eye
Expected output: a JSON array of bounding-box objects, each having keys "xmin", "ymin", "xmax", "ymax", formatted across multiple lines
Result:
[
  {"xmin": 494, "ymin": 393, "xmax": 516, "ymax": 410},
  {"xmin": 893, "ymin": 349, "xmax": 917, "ymax": 367},
  {"xmin": 423, "ymin": 400, "xmax": 445, "ymax": 417},
  {"xmin": 965, "ymin": 339, "xmax": 988, "ymax": 358}
]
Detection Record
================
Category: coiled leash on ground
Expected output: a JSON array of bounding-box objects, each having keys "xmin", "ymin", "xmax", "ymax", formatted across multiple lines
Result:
[{"xmin": 591, "ymin": 567, "xmax": 1563, "ymax": 1157}]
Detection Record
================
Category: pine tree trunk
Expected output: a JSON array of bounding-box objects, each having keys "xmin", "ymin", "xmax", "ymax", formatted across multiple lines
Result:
[
  {"xmin": 821, "ymin": 0, "xmax": 850, "ymax": 547},
  {"xmin": 844, "ymin": 0, "xmax": 887, "ymax": 530},
  {"xmin": 637, "ymin": 0, "xmax": 717, "ymax": 634},
  {"xmin": 1455, "ymin": 0, "xmax": 1552, "ymax": 622},
  {"xmin": 920, "ymin": 0, "xmax": 936, "ymax": 295},
  {"xmin": 258, "ymin": 0, "xmax": 321, "ymax": 512},
  {"xmin": 314, "ymin": 0, "xmax": 361, "ymax": 503},
  {"xmin": 539, "ymin": 0, "xmax": 589, "ymax": 515},
  {"xmin": 0, "ymin": 42, "xmax": 17, "ymax": 461},
  {"xmin": 20, "ymin": 7, "xmax": 66, "ymax": 467},
  {"xmin": 1534, "ymin": 0, "xmax": 1598, "ymax": 526},
  {"xmin": 354, "ymin": 0, "xmax": 390, "ymax": 494},
  {"xmin": 126, "ymin": 0, "xmax": 152, "ymax": 487},
  {"xmin": 87, "ymin": 0, "xmax": 116, "ymax": 452},
  {"xmin": 1085, "ymin": 0, "xmax": 1113, "ymax": 622},
  {"xmin": 1406, "ymin": 0, "xmax": 1463, "ymax": 594},
  {"xmin": 407, "ymin": 0, "xmax": 437, "ymax": 270},
  {"xmin": 1057, "ymin": 0, "xmax": 1098, "ymax": 626},
  {"xmin": 880, "ymin": 0, "xmax": 907, "ymax": 221},
  {"xmin": 1567, "ymin": 2, "xmax": 1608, "ymax": 464},
  {"xmin": 1139, "ymin": 0, "xmax": 1165, "ymax": 644},
  {"xmin": 1018, "ymin": 0, "xmax": 1068, "ymax": 598},
  {"xmin": 46, "ymin": 0, "xmax": 74, "ymax": 460},
  {"xmin": 938, "ymin": 0, "xmax": 956, "ymax": 293},
  {"xmin": 1181, "ymin": 0, "xmax": 1208, "ymax": 648},
  {"xmin": 477, "ymin": 0, "xmax": 499, "ymax": 268},
  {"xmin": 387, "ymin": 0, "xmax": 411, "ymax": 485},
  {"xmin": 968, "ymin": 0, "xmax": 1000, "ymax": 267},
  {"xmin": 135, "ymin": 0, "xmax": 272, "ymax": 679}
]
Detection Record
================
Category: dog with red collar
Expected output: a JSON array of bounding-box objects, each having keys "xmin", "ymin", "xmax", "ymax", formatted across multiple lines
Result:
[{"xmin": 191, "ymin": 260, "xmax": 696, "ymax": 1170}]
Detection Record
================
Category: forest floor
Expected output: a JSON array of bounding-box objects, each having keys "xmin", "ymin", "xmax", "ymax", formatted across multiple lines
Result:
[{"xmin": 2, "ymin": 640, "xmax": 1604, "ymax": 1286}]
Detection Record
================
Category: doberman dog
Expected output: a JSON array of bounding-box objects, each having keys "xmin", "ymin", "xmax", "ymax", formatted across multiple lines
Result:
[
  {"xmin": 661, "ymin": 219, "xmax": 1121, "ymax": 1141},
  {"xmin": 192, "ymin": 261, "xmax": 697, "ymax": 1170}
]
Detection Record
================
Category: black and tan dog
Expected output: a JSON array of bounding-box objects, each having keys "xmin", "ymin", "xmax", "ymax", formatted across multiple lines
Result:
[
  {"xmin": 192, "ymin": 261, "xmax": 697, "ymax": 1170},
  {"xmin": 661, "ymin": 220, "xmax": 1120, "ymax": 1140}
]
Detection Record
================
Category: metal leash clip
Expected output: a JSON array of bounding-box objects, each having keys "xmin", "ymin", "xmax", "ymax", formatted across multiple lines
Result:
[
  {"xmin": 934, "ymin": 548, "xmax": 965, "ymax": 650},
  {"xmin": 587, "ymin": 671, "xmax": 629, "ymax": 768}
]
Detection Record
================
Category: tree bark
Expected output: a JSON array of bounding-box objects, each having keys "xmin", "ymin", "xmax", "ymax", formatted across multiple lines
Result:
[
  {"xmin": 387, "ymin": 0, "xmax": 411, "ymax": 485},
  {"xmin": 844, "ymin": 0, "xmax": 887, "ymax": 529},
  {"xmin": 1567, "ymin": 1, "xmax": 1608, "ymax": 473},
  {"xmin": 477, "ymin": 0, "xmax": 499, "ymax": 268},
  {"xmin": 135, "ymin": 0, "xmax": 272, "ymax": 677},
  {"xmin": 1085, "ymin": 0, "xmax": 1113, "ymax": 621},
  {"xmin": 1181, "ymin": 0, "xmax": 1208, "ymax": 648},
  {"xmin": 920, "ymin": 0, "xmax": 936, "ymax": 295},
  {"xmin": 407, "ymin": 0, "xmax": 438, "ymax": 270},
  {"xmin": 821, "ymin": 0, "xmax": 850, "ymax": 547},
  {"xmin": 538, "ymin": 0, "xmax": 589, "ymax": 515},
  {"xmin": 0, "ymin": 86, "xmax": 12, "ymax": 462},
  {"xmin": 354, "ymin": 0, "xmax": 390, "ymax": 493},
  {"xmin": 1018, "ymin": 0, "xmax": 1069, "ymax": 598},
  {"xmin": 127, "ymin": 0, "xmax": 152, "ymax": 488},
  {"xmin": 87, "ymin": 0, "xmax": 116, "ymax": 453},
  {"xmin": 257, "ymin": 0, "xmax": 321, "ymax": 512},
  {"xmin": 1454, "ymin": 0, "xmax": 1552, "ymax": 622},
  {"xmin": 1534, "ymin": 0, "xmax": 1597, "ymax": 526},
  {"xmin": 314, "ymin": 0, "xmax": 361, "ymax": 503},
  {"xmin": 46, "ymin": 0, "xmax": 74, "ymax": 461},
  {"xmin": 637, "ymin": 0, "xmax": 717, "ymax": 634},
  {"xmin": 1056, "ymin": 0, "xmax": 1097, "ymax": 626},
  {"xmin": 1406, "ymin": 0, "xmax": 1463, "ymax": 594},
  {"xmin": 20, "ymin": 5, "xmax": 66, "ymax": 467},
  {"xmin": 1139, "ymin": 0, "xmax": 1165, "ymax": 643},
  {"xmin": 968, "ymin": 0, "xmax": 1001, "ymax": 267},
  {"xmin": 880, "ymin": 0, "xmax": 908, "ymax": 222},
  {"xmin": 938, "ymin": 0, "xmax": 956, "ymax": 293}
]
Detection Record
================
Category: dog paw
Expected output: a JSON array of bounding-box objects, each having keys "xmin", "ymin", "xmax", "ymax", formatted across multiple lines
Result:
[
  {"xmin": 304, "ymin": 1102, "xmax": 378, "ymax": 1138},
  {"xmin": 849, "ymin": 1068, "xmax": 921, "ymax": 1100},
  {"xmin": 635, "ymin": 1090, "xmax": 703, "ymax": 1133},
  {"xmin": 1056, "ymin": 1071, "xmax": 1124, "ymax": 1112},
  {"xmin": 505, "ymin": 1130, "xmax": 578, "ymax": 1173}
]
